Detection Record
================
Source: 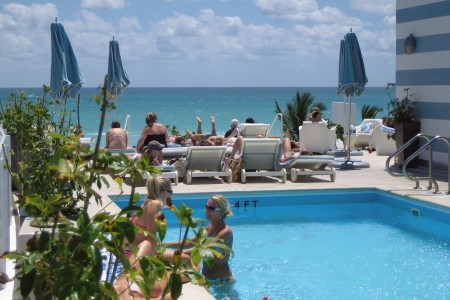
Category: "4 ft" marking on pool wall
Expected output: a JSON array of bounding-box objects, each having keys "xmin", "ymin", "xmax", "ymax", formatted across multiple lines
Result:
[{"xmin": 234, "ymin": 200, "xmax": 258, "ymax": 208}]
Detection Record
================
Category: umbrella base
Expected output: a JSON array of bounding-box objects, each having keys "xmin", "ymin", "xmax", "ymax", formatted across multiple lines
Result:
[
  {"xmin": 327, "ymin": 149, "xmax": 363, "ymax": 157},
  {"xmin": 330, "ymin": 159, "xmax": 370, "ymax": 169}
]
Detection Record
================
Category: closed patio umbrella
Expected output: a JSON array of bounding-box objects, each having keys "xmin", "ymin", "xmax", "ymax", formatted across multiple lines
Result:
[
  {"xmin": 107, "ymin": 38, "xmax": 130, "ymax": 97},
  {"xmin": 50, "ymin": 21, "xmax": 85, "ymax": 100},
  {"xmin": 333, "ymin": 30, "xmax": 369, "ymax": 169}
]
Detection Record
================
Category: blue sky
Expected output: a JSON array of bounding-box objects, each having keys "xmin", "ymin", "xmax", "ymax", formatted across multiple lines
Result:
[{"xmin": 0, "ymin": 0, "xmax": 396, "ymax": 88}]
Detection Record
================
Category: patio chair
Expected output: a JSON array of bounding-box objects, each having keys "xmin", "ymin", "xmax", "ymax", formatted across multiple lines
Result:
[
  {"xmin": 287, "ymin": 155, "xmax": 336, "ymax": 182},
  {"xmin": 237, "ymin": 123, "xmax": 270, "ymax": 138},
  {"xmin": 185, "ymin": 146, "xmax": 231, "ymax": 184},
  {"xmin": 298, "ymin": 122, "xmax": 337, "ymax": 154},
  {"xmin": 239, "ymin": 138, "xmax": 286, "ymax": 184},
  {"xmin": 354, "ymin": 119, "xmax": 383, "ymax": 148},
  {"xmin": 371, "ymin": 125, "xmax": 396, "ymax": 156}
]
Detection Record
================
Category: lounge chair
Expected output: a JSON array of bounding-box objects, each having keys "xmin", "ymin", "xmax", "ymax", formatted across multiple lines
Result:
[
  {"xmin": 109, "ymin": 148, "xmax": 138, "ymax": 156},
  {"xmin": 80, "ymin": 137, "xmax": 93, "ymax": 149},
  {"xmin": 239, "ymin": 138, "xmax": 286, "ymax": 184},
  {"xmin": 354, "ymin": 119, "xmax": 383, "ymax": 148},
  {"xmin": 238, "ymin": 123, "xmax": 270, "ymax": 138},
  {"xmin": 371, "ymin": 125, "xmax": 396, "ymax": 156},
  {"xmin": 185, "ymin": 146, "xmax": 231, "ymax": 184},
  {"xmin": 142, "ymin": 164, "xmax": 179, "ymax": 185},
  {"xmin": 298, "ymin": 122, "xmax": 337, "ymax": 154},
  {"xmin": 287, "ymin": 155, "xmax": 336, "ymax": 182}
]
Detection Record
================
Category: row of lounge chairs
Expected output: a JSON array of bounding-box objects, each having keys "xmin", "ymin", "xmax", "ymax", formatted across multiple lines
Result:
[
  {"xmin": 104, "ymin": 123, "xmax": 337, "ymax": 185},
  {"xmin": 165, "ymin": 138, "xmax": 336, "ymax": 185}
]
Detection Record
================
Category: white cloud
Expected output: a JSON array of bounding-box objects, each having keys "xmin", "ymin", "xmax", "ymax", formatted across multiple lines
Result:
[
  {"xmin": 0, "ymin": 1, "xmax": 396, "ymax": 87},
  {"xmin": 81, "ymin": 0, "xmax": 125, "ymax": 10},
  {"xmin": 119, "ymin": 17, "xmax": 141, "ymax": 31},
  {"xmin": 350, "ymin": 0, "xmax": 395, "ymax": 15}
]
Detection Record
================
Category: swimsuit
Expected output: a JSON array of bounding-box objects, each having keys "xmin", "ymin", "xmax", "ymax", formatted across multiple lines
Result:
[
  {"xmin": 141, "ymin": 133, "xmax": 167, "ymax": 151},
  {"xmin": 124, "ymin": 215, "xmax": 147, "ymax": 258}
]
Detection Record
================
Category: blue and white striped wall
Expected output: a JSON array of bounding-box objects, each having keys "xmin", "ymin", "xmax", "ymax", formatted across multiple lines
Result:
[{"xmin": 396, "ymin": 0, "xmax": 450, "ymax": 165}]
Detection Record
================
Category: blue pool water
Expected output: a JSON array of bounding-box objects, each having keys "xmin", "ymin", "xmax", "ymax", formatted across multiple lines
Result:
[{"xmin": 113, "ymin": 189, "xmax": 450, "ymax": 299}]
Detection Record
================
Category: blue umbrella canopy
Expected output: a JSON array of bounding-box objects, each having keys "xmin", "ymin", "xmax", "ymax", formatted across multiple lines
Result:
[
  {"xmin": 337, "ymin": 32, "xmax": 368, "ymax": 97},
  {"xmin": 107, "ymin": 39, "xmax": 130, "ymax": 96},
  {"xmin": 50, "ymin": 22, "xmax": 85, "ymax": 100}
]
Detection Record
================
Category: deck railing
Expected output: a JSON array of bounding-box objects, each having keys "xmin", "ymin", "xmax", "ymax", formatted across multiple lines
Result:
[{"xmin": 0, "ymin": 124, "xmax": 12, "ymax": 289}]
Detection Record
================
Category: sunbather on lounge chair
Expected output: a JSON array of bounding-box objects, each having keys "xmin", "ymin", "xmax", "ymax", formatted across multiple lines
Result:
[
  {"xmin": 136, "ymin": 112, "xmax": 170, "ymax": 153},
  {"xmin": 106, "ymin": 120, "xmax": 132, "ymax": 150},
  {"xmin": 185, "ymin": 116, "xmax": 234, "ymax": 146},
  {"xmin": 141, "ymin": 140, "xmax": 164, "ymax": 165}
]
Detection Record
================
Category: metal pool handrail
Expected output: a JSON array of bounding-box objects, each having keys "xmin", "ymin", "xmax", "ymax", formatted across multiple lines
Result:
[{"xmin": 386, "ymin": 133, "xmax": 450, "ymax": 194}]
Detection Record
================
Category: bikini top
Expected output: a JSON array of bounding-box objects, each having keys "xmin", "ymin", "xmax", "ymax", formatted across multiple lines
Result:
[{"xmin": 141, "ymin": 133, "xmax": 167, "ymax": 152}]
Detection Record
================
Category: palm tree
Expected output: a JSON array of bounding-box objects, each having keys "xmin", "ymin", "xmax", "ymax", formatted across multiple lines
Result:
[
  {"xmin": 275, "ymin": 91, "xmax": 326, "ymax": 140},
  {"xmin": 361, "ymin": 104, "xmax": 383, "ymax": 119}
]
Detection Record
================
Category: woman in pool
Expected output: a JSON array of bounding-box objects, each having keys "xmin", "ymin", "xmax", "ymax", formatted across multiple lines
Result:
[
  {"xmin": 201, "ymin": 194, "xmax": 235, "ymax": 281},
  {"xmin": 115, "ymin": 175, "xmax": 174, "ymax": 299}
]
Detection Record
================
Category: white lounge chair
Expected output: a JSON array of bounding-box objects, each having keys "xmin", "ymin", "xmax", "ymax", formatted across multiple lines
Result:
[
  {"xmin": 80, "ymin": 137, "xmax": 93, "ymax": 149},
  {"xmin": 185, "ymin": 146, "xmax": 231, "ymax": 184},
  {"xmin": 238, "ymin": 123, "xmax": 270, "ymax": 138},
  {"xmin": 298, "ymin": 122, "xmax": 337, "ymax": 154},
  {"xmin": 239, "ymin": 138, "xmax": 286, "ymax": 184},
  {"xmin": 371, "ymin": 125, "xmax": 396, "ymax": 156},
  {"xmin": 109, "ymin": 148, "xmax": 138, "ymax": 156},
  {"xmin": 354, "ymin": 119, "xmax": 383, "ymax": 148},
  {"xmin": 286, "ymin": 155, "xmax": 336, "ymax": 182}
]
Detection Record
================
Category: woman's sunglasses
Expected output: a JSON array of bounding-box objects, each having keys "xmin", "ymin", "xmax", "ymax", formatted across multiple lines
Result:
[{"xmin": 204, "ymin": 204, "xmax": 220, "ymax": 212}]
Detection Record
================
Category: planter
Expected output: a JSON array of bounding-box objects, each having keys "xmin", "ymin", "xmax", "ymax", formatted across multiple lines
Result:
[{"xmin": 395, "ymin": 121, "xmax": 421, "ymax": 167}]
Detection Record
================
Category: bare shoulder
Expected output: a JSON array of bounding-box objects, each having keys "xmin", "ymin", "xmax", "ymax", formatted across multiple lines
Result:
[{"xmin": 143, "ymin": 199, "xmax": 162, "ymax": 213}]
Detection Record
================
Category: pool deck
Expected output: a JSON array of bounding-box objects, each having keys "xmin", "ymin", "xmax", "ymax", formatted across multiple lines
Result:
[{"xmin": 98, "ymin": 150, "xmax": 450, "ymax": 300}]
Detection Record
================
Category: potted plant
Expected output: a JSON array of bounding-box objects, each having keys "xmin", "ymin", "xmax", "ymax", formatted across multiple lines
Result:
[{"xmin": 387, "ymin": 86, "xmax": 421, "ymax": 167}]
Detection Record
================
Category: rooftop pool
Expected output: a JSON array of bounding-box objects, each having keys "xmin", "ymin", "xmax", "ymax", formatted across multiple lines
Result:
[{"xmin": 113, "ymin": 188, "xmax": 450, "ymax": 299}]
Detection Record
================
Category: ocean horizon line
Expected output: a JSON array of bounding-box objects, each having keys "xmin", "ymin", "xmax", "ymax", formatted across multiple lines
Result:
[{"xmin": 0, "ymin": 85, "xmax": 387, "ymax": 90}]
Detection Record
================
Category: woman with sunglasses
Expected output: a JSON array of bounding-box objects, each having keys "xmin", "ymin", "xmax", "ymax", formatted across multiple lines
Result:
[{"xmin": 202, "ymin": 195, "xmax": 235, "ymax": 283}]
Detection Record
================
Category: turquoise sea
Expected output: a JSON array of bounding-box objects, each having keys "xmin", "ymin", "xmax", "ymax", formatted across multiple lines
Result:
[{"xmin": 0, "ymin": 87, "xmax": 392, "ymax": 147}]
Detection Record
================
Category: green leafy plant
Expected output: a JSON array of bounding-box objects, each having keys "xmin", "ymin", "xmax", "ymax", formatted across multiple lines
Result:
[
  {"xmin": 387, "ymin": 87, "xmax": 415, "ymax": 123},
  {"xmin": 361, "ymin": 104, "xmax": 383, "ymax": 119},
  {"xmin": 275, "ymin": 90, "xmax": 326, "ymax": 140},
  {"xmin": 1, "ymin": 79, "xmax": 228, "ymax": 299}
]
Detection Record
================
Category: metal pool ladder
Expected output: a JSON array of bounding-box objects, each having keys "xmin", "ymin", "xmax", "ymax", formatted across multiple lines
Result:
[{"xmin": 386, "ymin": 133, "xmax": 450, "ymax": 194}]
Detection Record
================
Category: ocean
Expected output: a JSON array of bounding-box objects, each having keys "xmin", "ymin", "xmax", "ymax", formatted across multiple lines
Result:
[{"xmin": 0, "ymin": 87, "xmax": 392, "ymax": 147}]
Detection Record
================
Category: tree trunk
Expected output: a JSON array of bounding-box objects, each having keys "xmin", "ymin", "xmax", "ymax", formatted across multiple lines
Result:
[{"xmin": 395, "ymin": 121, "xmax": 421, "ymax": 167}]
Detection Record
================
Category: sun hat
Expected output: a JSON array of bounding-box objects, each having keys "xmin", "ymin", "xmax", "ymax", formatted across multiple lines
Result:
[{"xmin": 147, "ymin": 140, "xmax": 164, "ymax": 151}]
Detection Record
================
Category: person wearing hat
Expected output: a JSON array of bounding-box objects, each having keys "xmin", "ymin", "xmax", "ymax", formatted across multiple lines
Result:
[
  {"xmin": 307, "ymin": 107, "xmax": 325, "ymax": 122},
  {"xmin": 142, "ymin": 140, "xmax": 165, "ymax": 165}
]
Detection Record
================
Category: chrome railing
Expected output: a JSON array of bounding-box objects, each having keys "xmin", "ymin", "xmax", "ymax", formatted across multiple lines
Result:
[
  {"xmin": 268, "ymin": 113, "xmax": 283, "ymax": 138},
  {"xmin": 386, "ymin": 133, "xmax": 450, "ymax": 194}
]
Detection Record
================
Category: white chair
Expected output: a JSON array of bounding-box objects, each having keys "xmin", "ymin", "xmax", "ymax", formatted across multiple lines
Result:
[
  {"xmin": 371, "ymin": 125, "xmax": 396, "ymax": 156},
  {"xmin": 239, "ymin": 138, "xmax": 286, "ymax": 184},
  {"xmin": 354, "ymin": 119, "xmax": 383, "ymax": 148},
  {"xmin": 298, "ymin": 122, "xmax": 337, "ymax": 154},
  {"xmin": 185, "ymin": 146, "xmax": 231, "ymax": 184},
  {"xmin": 237, "ymin": 123, "xmax": 270, "ymax": 138},
  {"xmin": 287, "ymin": 155, "xmax": 336, "ymax": 182},
  {"xmin": 79, "ymin": 137, "xmax": 93, "ymax": 149}
]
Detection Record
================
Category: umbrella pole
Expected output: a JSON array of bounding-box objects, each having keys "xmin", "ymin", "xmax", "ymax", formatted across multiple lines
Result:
[
  {"xmin": 347, "ymin": 96, "xmax": 352, "ymax": 161},
  {"xmin": 77, "ymin": 94, "xmax": 81, "ymax": 126}
]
